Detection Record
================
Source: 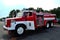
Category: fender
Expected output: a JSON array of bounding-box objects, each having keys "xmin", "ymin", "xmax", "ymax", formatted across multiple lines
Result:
[{"xmin": 14, "ymin": 21, "xmax": 35, "ymax": 30}]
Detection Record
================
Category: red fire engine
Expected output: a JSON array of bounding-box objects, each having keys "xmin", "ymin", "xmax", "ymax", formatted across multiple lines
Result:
[{"xmin": 3, "ymin": 10, "xmax": 56, "ymax": 35}]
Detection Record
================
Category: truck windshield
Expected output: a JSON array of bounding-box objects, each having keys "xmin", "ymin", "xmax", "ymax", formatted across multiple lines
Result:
[
  {"xmin": 16, "ymin": 12, "xmax": 23, "ymax": 17},
  {"xmin": 23, "ymin": 12, "xmax": 32, "ymax": 17}
]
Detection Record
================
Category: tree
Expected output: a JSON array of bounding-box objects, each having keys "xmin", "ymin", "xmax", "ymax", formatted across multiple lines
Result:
[
  {"xmin": 28, "ymin": 7, "xmax": 34, "ymax": 10},
  {"xmin": 50, "ymin": 7, "xmax": 60, "ymax": 18},
  {"xmin": 16, "ymin": 9, "xmax": 20, "ymax": 13},
  {"xmin": 36, "ymin": 8, "xmax": 44, "ymax": 13},
  {"xmin": 15, "ymin": 9, "xmax": 20, "ymax": 17},
  {"xmin": 0, "ymin": 18, "xmax": 2, "ymax": 21},
  {"xmin": 9, "ymin": 9, "xmax": 16, "ymax": 18},
  {"xmin": 9, "ymin": 9, "xmax": 20, "ymax": 18},
  {"xmin": 44, "ymin": 10, "xmax": 50, "ymax": 13}
]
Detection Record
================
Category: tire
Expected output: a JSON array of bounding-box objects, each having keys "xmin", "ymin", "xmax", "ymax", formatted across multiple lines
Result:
[
  {"xmin": 16, "ymin": 26, "xmax": 25, "ymax": 36},
  {"xmin": 50, "ymin": 22, "xmax": 54, "ymax": 27},
  {"xmin": 46, "ymin": 23, "xmax": 50, "ymax": 28},
  {"xmin": 15, "ymin": 25, "xmax": 26, "ymax": 36}
]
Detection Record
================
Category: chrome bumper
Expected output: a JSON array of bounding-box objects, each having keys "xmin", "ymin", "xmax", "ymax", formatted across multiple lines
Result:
[{"xmin": 3, "ymin": 25, "xmax": 15, "ymax": 30}]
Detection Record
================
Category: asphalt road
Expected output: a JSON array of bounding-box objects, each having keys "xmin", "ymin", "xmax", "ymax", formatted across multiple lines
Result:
[{"xmin": 0, "ymin": 21, "xmax": 60, "ymax": 40}]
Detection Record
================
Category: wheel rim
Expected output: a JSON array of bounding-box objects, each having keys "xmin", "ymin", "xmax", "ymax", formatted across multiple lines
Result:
[
  {"xmin": 51, "ymin": 23, "xmax": 53, "ymax": 26},
  {"xmin": 17, "ymin": 27, "xmax": 24, "ymax": 35},
  {"xmin": 47, "ymin": 23, "xmax": 49, "ymax": 28}
]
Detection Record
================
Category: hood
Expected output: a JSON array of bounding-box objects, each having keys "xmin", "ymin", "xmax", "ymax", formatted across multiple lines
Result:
[{"xmin": 6, "ymin": 17, "xmax": 25, "ymax": 21}]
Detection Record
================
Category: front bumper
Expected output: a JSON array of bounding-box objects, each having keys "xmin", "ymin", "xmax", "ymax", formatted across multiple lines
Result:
[
  {"xmin": 3, "ymin": 25, "xmax": 15, "ymax": 30},
  {"xmin": 3, "ymin": 25, "xmax": 9, "ymax": 30}
]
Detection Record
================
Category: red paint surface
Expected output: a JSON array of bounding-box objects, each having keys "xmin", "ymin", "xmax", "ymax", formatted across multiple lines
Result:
[
  {"xmin": 6, "ymin": 20, "xmax": 11, "ymax": 27},
  {"xmin": 5, "ymin": 12, "xmax": 56, "ymax": 29}
]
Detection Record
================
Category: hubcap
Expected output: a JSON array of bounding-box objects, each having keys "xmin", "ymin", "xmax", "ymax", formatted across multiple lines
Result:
[
  {"xmin": 47, "ymin": 23, "xmax": 49, "ymax": 28},
  {"xmin": 17, "ymin": 27, "xmax": 24, "ymax": 35},
  {"xmin": 51, "ymin": 23, "xmax": 53, "ymax": 26}
]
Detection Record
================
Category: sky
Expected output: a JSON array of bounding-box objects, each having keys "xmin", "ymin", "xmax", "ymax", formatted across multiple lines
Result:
[{"xmin": 0, "ymin": 0, "xmax": 60, "ymax": 18}]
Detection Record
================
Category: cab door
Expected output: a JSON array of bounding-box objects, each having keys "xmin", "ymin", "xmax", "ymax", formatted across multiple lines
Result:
[
  {"xmin": 23, "ymin": 12, "xmax": 34, "ymax": 21},
  {"xmin": 26, "ymin": 12, "xmax": 34, "ymax": 21},
  {"xmin": 25, "ymin": 12, "xmax": 35, "ymax": 30}
]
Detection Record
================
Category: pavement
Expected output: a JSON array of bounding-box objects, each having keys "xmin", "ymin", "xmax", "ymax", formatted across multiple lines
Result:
[{"xmin": 0, "ymin": 21, "xmax": 60, "ymax": 40}]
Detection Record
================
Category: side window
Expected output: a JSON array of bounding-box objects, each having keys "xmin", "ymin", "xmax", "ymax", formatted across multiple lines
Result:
[
  {"xmin": 23, "ymin": 12, "xmax": 28, "ymax": 17},
  {"xmin": 29, "ymin": 12, "xmax": 32, "ymax": 16},
  {"xmin": 23, "ymin": 12, "xmax": 32, "ymax": 17}
]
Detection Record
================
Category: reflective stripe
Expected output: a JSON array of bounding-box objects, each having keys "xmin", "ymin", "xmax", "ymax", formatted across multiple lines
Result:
[{"xmin": 44, "ymin": 18, "xmax": 55, "ymax": 20}]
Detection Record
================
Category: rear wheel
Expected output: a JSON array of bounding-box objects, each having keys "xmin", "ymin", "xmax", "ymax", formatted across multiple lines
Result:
[
  {"xmin": 46, "ymin": 23, "xmax": 50, "ymax": 28},
  {"xmin": 50, "ymin": 22, "xmax": 54, "ymax": 27}
]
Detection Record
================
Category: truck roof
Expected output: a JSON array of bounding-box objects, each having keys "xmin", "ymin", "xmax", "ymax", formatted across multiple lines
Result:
[{"xmin": 22, "ymin": 10, "xmax": 35, "ymax": 12}]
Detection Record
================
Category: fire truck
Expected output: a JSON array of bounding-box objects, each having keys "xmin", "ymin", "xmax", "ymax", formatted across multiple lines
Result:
[{"xmin": 3, "ymin": 10, "xmax": 56, "ymax": 35}]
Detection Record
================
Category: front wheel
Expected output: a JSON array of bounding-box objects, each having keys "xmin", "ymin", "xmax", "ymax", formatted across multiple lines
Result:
[{"xmin": 16, "ymin": 27, "xmax": 25, "ymax": 36}]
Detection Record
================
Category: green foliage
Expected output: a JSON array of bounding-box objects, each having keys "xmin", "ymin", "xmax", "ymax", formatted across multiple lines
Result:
[
  {"xmin": 8, "ymin": 7, "xmax": 60, "ymax": 18},
  {"xmin": 0, "ymin": 18, "xmax": 2, "ymax": 21},
  {"xmin": 36, "ymin": 8, "xmax": 44, "ymax": 13},
  {"xmin": 28, "ymin": 7, "xmax": 34, "ymax": 10},
  {"xmin": 16, "ymin": 10, "xmax": 20, "ymax": 13},
  {"xmin": 0, "ymin": 17, "xmax": 5, "ymax": 21},
  {"xmin": 9, "ymin": 9, "xmax": 20, "ymax": 18},
  {"xmin": 50, "ymin": 7, "xmax": 60, "ymax": 18},
  {"xmin": 9, "ymin": 9, "xmax": 15, "ymax": 18},
  {"xmin": 44, "ymin": 10, "xmax": 50, "ymax": 13}
]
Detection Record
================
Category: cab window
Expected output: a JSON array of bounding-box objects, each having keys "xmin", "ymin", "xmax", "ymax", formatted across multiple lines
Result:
[
  {"xmin": 23, "ymin": 12, "xmax": 32, "ymax": 17},
  {"xmin": 29, "ymin": 12, "xmax": 32, "ymax": 16}
]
